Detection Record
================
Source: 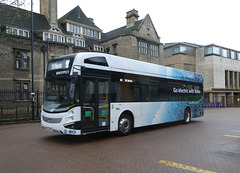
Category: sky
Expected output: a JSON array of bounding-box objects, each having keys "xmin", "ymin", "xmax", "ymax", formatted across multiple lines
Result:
[{"xmin": 19, "ymin": 0, "xmax": 240, "ymax": 50}]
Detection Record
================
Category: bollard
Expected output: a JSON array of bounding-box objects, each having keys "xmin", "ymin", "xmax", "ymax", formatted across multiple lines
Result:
[
  {"xmin": 27, "ymin": 106, "xmax": 29, "ymax": 121},
  {"xmin": 16, "ymin": 107, "xmax": 18, "ymax": 122},
  {"xmin": 1, "ymin": 107, "xmax": 2, "ymax": 121},
  {"xmin": 36, "ymin": 90, "xmax": 39, "ymax": 118}
]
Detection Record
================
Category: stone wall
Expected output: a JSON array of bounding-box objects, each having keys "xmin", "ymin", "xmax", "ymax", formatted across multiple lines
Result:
[{"xmin": 0, "ymin": 34, "xmax": 87, "ymax": 92}]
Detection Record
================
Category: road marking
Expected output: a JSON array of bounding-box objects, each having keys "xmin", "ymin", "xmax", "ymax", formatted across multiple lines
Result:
[
  {"xmin": 159, "ymin": 160, "xmax": 216, "ymax": 173},
  {"xmin": 224, "ymin": 135, "xmax": 240, "ymax": 138}
]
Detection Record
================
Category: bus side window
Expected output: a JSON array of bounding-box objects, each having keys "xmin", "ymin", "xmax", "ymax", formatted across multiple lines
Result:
[
  {"xmin": 159, "ymin": 79, "xmax": 168, "ymax": 101},
  {"xmin": 141, "ymin": 85, "xmax": 149, "ymax": 102}
]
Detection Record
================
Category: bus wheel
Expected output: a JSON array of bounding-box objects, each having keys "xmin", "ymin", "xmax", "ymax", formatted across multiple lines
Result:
[
  {"xmin": 118, "ymin": 114, "xmax": 133, "ymax": 136},
  {"xmin": 183, "ymin": 108, "xmax": 191, "ymax": 124}
]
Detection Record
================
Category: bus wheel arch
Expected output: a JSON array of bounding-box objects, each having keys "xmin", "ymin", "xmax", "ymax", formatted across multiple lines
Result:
[
  {"xmin": 117, "ymin": 111, "xmax": 134, "ymax": 136},
  {"xmin": 183, "ymin": 107, "xmax": 191, "ymax": 124}
]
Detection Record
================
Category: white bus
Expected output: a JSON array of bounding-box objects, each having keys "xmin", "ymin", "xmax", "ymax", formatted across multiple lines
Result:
[{"xmin": 41, "ymin": 52, "xmax": 204, "ymax": 135}]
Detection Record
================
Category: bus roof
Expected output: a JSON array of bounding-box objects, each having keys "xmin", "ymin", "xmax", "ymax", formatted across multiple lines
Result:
[{"xmin": 68, "ymin": 52, "xmax": 203, "ymax": 83}]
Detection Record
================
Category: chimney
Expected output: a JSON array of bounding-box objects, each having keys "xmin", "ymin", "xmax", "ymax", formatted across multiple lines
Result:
[
  {"xmin": 40, "ymin": 0, "xmax": 58, "ymax": 27},
  {"xmin": 126, "ymin": 9, "xmax": 139, "ymax": 26}
]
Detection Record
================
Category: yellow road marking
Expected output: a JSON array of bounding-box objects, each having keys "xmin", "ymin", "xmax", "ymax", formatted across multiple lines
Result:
[
  {"xmin": 224, "ymin": 135, "xmax": 240, "ymax": 138},
  {"xmin": 159, "ymin": 160, "xmax": 216, "ymax": 173}
]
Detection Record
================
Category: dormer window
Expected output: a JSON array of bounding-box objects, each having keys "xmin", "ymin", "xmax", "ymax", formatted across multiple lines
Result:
[
  {"xmin": 173, "ymin": 46, "xmax": 187, "ymax": 54},
  {"xmin": 66, "ymin": 23, "xmax": 101, "ymax": 39},
  {"xmin": 6, "ymin": 27, "xmax": 29, "ymax": 38}
]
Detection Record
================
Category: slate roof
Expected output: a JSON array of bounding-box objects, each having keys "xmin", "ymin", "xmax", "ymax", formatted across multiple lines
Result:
[
  {"xmin": 85, "ymin": 36, "xmax": 102, "ymax": 47},
  {"xmin": 164, "ymin": 42, "xmax": 202, "ymax": 49},
  {"xmin": 101, "ymin": 20, "xmax": 143, "ymax": 42},
  {"xmin": 58, "ymin": 6, "xmax": 101, "ymax": 31},
  {"xmin": 0, "ymin": 3, "xmax": 50, "ymax": 31}
]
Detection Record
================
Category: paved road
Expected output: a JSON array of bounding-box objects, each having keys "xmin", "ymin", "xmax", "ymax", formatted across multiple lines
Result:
[{"xmin": 0, "ymin": 108, "xmax": 240, "ymax": 173}]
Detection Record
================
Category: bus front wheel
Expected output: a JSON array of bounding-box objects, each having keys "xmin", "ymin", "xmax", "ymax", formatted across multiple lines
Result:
[
  {"xmin": 183, "ymin": 108, "xmax": 191, "ymax": 124},
  {"xmin": 118, "ymin": 114, "xmax": 133, "ymax": 136}
]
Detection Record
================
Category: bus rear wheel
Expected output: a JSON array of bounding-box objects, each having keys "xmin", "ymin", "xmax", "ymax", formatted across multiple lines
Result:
[
  {"xmin": 183, "ymin": 108, "xmax": 191, "ymax": 124},
  {"xmin": 118, "ymin": 114, "xmax": 133, "ymax": 136}
]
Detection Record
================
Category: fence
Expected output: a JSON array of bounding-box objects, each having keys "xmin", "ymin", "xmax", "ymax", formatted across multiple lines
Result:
[
  {"xmin": 0, "ymin": 90, "xmax": 43, "ymax": 123},
  {"xmin": 204, "ymin": 95, "xmax": 240, "ymax": 108}
]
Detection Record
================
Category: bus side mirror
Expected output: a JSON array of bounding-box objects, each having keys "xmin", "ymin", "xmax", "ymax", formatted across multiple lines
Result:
[{"xmin": 72, "ymin": 72, "xmax": 78, "ymax": 84}]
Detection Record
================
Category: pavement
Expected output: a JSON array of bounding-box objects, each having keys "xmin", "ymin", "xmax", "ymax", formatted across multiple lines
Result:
[{"xmin": 0, "ymin": 108, "xmax": 240, "ymax": 173}]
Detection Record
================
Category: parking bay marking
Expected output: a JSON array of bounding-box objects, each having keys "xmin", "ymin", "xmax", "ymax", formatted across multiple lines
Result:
[
  {"xmin": 224, "ymin": 135, "xmax": 240, "ymax": 138},
  {"xmin": 159, "ymin": 160, "xmax": 216, "ymax": 173}
]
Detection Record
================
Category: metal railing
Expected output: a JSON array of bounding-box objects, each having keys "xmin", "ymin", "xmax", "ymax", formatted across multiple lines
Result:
[
  {"xmin": 0, "ymin": 90, "xmax": 42, "ymax": 123},
  {"xmin": 204, "ymin": 95, "xmax": 240, "ymax": 108}
]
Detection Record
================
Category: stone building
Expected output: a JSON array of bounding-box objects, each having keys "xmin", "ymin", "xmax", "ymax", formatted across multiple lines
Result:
[
  {"xmin": 197, "ymin": 44, "xmax": 240, "ymax": 106},
  {"xmin": 0, "ymin": 1, "xmax": 164, "ymax": 102},
  {"xmin": 0, "ymin": 1, "xmax": 103, "ymax": 98},
  {"xmin": 164, "ymin": 42, "xmax": 201, "ymax": 72},
  {"xmin": 101, "ymin": 9, "xmax": 164, "ymax": 65},
  {"xmin": 164, "ymin": 42, "xmax": 240, "ymax": 106}
]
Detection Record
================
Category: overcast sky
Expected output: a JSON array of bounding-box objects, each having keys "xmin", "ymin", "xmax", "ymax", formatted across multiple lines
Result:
[{"xmin": 22, "ymin": 0, "xmax": 240, "ymax": 50}]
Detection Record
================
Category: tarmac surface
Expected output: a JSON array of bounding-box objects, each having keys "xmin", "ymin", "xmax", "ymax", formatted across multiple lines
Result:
[{"xmin": 0, "ymin": 108, "xmax": 240, "ymax": 173}]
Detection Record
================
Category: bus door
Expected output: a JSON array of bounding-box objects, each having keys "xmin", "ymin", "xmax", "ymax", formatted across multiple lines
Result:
[{"xmin": 81, "ymin": 76, "xmax": 110, "ymax": 133}]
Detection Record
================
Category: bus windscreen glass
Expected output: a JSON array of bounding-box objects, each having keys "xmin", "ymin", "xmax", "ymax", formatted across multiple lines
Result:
[{"xmin": 43, "ymin": 78, "xmax": 77, "ymax": 112}]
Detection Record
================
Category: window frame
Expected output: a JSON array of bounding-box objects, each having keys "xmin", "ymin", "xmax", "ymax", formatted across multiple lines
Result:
[
  {"xmin": 139, "ymin": 41, "xmax": 148, "ymax": 55},
  {"xmin": 14, "ymin": 51, "xmax": 29, "ymax": 70}
]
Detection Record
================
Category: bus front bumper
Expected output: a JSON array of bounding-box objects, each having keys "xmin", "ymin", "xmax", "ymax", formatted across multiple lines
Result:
[{"xmin": 41, "ymin": 107, "xmax": 81, "ymax": 135}]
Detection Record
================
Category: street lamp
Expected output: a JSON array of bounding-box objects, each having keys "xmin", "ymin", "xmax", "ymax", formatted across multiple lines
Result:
[{"xmin": 31, "ymin": 0, "xmax": 34, "ymax": 120}]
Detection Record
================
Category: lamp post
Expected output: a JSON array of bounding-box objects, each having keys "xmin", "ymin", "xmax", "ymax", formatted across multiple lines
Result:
[
  {"xmin": 31, "ymin": 0, "xmax": 35, "ymax": 120},
  {"xmin": 41, "ymin": 45, "xmax": 47, "ymax": 77}
]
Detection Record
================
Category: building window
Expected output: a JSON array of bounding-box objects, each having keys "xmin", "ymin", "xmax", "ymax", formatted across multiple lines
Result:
[
  {"xmin": 16, "ymin": 52, "xmax": 20, "ymax": 69},
  {"xmin": 230, "ymin": 71, "xmax": 233, "ymax": 88},
  {"xmin": 93, "ymin": 45, "xmax": 104, "ymax": 52},
  {"xmin": 173, "ymin": 46, "xmax": 187, "ymax": 54},
  {"xmin": 94, "ymin": 31, "xmax": 99, "ymax": 39},
  {"xmin": 15, "ymin": 82, "xmax": 29, "ymax": 100},
  {"xmin": 234, "ymin": 72, "xmax": 238, "ymax": 88},
  {"xmin": 83, "ymin": 28, "xmax": 86, "ymax": 35},
  {"xmin": 231, "ymin": 51, "xmax": 236, "ymax": 60},
  {"xmin": 44, "ymin": 33, "xmax": 48, "ymax": 40},
  {"xmin": 239, "ymin": 72, "xmax": 240, "ymax": 88},
  {"xmin": 6, "ymin": 28, "xmax": 12, "ymax": 34},
  {"xmin": 222, "ymin": 49, "xmax": 228, "ymax": 58},
  {"xmin": 49, "ymin": 34, "xmax": 53, "ymax": 41},
  {"xmin": 54, "ymin": 35, "xmax": 57, "ymax": 42},
  {"xmin": 237, "ymin": 52, "xmax": 240, "ymax": 61},
  {"xmin": 205, "ymin": 46, "xmax": 220, "ymax": 55},
  {"xmin": 13, "ymin": 29, "xmax": 17, "ymax": 35},
  {"xmin": 24, "ymin": 31, "xmax": 29, "ymax": 37},
  {"xmin": 113, "ymin": 44, "xmax": 117, "ymax": 55},
  {"xmin": 58, "ymin": 36, "xmax": 61, "ymax": 42},
  {"xmin": 15, "ymin": 51, "xmax": 29, "ymax": 70},
  {"xmin": 23, "ymin": 53, "xmax": 28, "ymax": 69},
  {"xmin": 139, "ymin": 41, "xmax": 148, "ymax": 55},
  {"xmin": 16, "ymin": 82, "xmax": 21, "ymax": 100},
  {"xmin": 6, "ymin": 27, "xmax": 29, "ymax": 37},
  {"xmin": 19, "ymin": 30, "xmax": 23, "ymax": 36},
  {"xmin": 225, "ymin": 70, "xmax": 228, "ymax": 88},
  {"xmin": 71, "ymin": 24, "xmax": 74, "ymax": 32},
  {"xmin": 150, "ymin": 45, "xmax": 159, "ymax": 57},
  {"xmin": 87, "ymin": 29, "xmax": 91, "ymax": 36}
]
